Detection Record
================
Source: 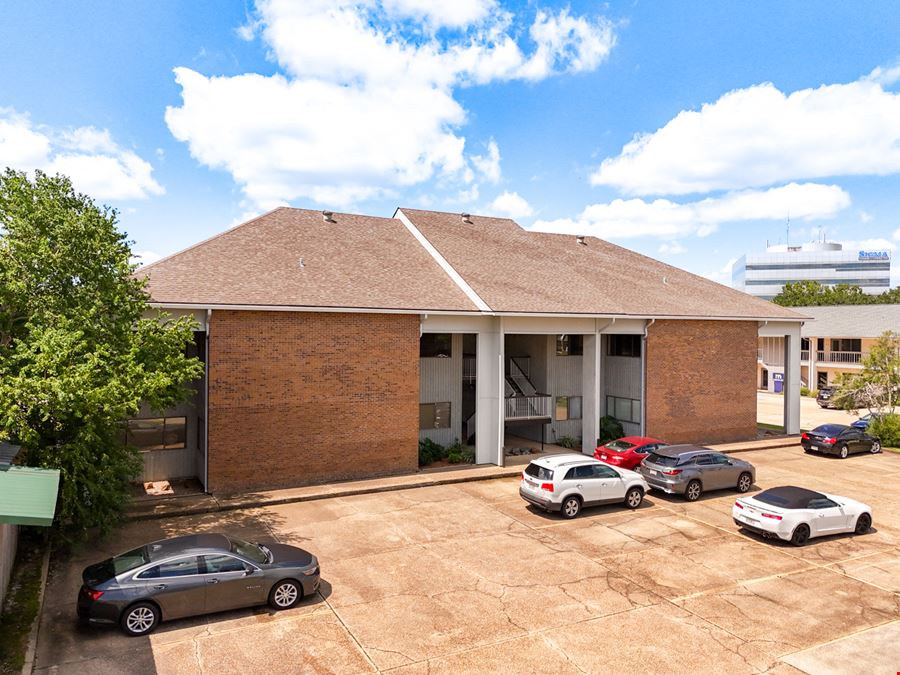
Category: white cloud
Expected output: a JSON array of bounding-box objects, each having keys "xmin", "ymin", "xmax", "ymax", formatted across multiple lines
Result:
[
  {"xmin": 132, "ymin": 250, "xmax": 163, "ymax": 266},
  {"xmin": 0, "ymin": 108, "xmax": 163, "ymax": 201},
  {"xmin": 658, "ymin": 241, "xmax": 686, "ymax": 255},
  {"xmin": 488, "ymin": 190, "xmax": 533, "ymax": 218},
  {"xmin": 532, "ymin": 182, "xmax": 850, "ymax": 240},
  {"xmin": 838, "ymin": 237, "xmax": 896, "ymax": 252},
  {"xmin": 705, "ymin": 257, "xmax": 738, "ymax": 285},
  {"xmin": 166, "ymin": 0, "xmax": 615, "ymax": 207},
  {"xmin": 592, "ymin": 75, "xmax": 900, "ymax": 196},
  {"xmin": 893, "ymin": 228, "xmax": 900, "ymax": 241}
]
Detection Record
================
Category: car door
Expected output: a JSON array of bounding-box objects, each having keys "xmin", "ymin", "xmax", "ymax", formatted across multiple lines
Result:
[
  {"xmin": 593, "ymin": 464, "xmax": 627, "ymax": 501},
  {"xmin": 134, "ymin": 555, "xmax": 205, "ymax": 620},
  {"xmin": 808, "ymin": 497, "xmax": 850, "ymax": 535},
  {"xmin": 568, "ymin": 464, "xmax": 604, "ymax": 504},
  {"xmin": 693, "ymin": 454, "xmax": 723, "ymax": 489},
  {"xmin": 201, "ymin": 554, "xmax": 268, "ymax": 613},
  {"xmin": 710, "ymin": 453, "xmax": 740, "ymax": 488},
  {"xmin": 839, "ymin": 428, "xmax": 861, "ymax": 454}
]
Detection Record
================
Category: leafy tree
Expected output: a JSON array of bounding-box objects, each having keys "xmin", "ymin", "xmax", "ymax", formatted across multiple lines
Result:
[
  {"xmin": 0, "ymin": 169, "xmax": 202, "ymax": 535},
  {"xmin": 833, "ymin": 331, "xmax": 900, "ymax": 415},
  {"xmin": 773, "ymin": 280, "xmax": 876, "ymax": 307}
]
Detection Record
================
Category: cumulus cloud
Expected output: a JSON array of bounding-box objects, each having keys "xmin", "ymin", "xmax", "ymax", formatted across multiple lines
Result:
[
  {"xmin": 0, "ymin": 109, "xmax": 163, "ymax": 200},
  {"xmin": 658, "ymin": 241, "xmax": 686, "ymax": 255},
  {"xmin": 592, "ymin": 75, "xmax": 900, "ymax": 196},
  {"xmin": 166, "ymin": 0, "xmax": 615, "ymax": 208},
  {"xmin": 488, "ymin": 190, "xmax": 533, "ymax": 218},
  {"xmin": 704, "ymin": 257, "xmax": 738, "ymax": 285},
  {"xmin": 532, "ymin": 182, "xmax": 850, "ymax": 239},
  {"xmin": 132, "ymin": 250, "xmax": 163, "ymax": 266}
]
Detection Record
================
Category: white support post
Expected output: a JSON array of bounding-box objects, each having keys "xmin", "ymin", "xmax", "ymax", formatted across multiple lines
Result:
[
  {"xmin": 581, "ymin": 333, "xmax": 600, "ymax": 455},
  {"xmin": 476, "ymin": 318, "xmax": 504, "ymax": 465},
  {"xmin": 784, "ymin": 328, "xmax": 802, "ymax": 435}
]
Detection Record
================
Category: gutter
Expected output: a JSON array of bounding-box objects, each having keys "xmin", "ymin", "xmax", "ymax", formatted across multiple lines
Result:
[{"xmin": 204, "ymin": 308, "xmax": 211, "ymax": 493}]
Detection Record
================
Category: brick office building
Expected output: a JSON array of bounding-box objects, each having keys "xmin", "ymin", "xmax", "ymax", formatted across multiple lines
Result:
[{"xmin": 138, "ymin": 208, "xmax": 803, "ymax": 493}]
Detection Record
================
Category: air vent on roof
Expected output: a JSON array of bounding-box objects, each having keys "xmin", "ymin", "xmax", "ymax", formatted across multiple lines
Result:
[
  {"xmin": 461, "ymin": 212, "xmax": 472, "ymax": 224},
  {"xmin": 323, "ymin": 210, "xmax": 335, "ymax": 223},
  {"xmin": 576, "ymin": 235, "xmax": 586, "ymax": 246}
]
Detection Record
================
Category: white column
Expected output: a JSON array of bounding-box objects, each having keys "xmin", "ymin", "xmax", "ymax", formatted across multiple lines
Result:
[
  {"xmin": 476, "ymin": 318, "xmax": 504, "ymax": 465},
  {"xmin": 581, "ymin": 333, "xmax": 600, "ymax": 455},
  {"xmin": 807, "ymin": 335, "xmax": 817, "ymax": 389},
  {"xmin": 784, "ymin": 327, "xmax": 802, "ymax": 434}
]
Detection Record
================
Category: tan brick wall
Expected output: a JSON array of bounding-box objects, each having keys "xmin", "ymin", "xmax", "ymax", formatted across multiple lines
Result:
[
  {"xmin": 645, "ymin": 320, "xmax": 757, "ymax": 444},
  {"xmin": 207, "ymin": 311, "xmax": 419, "ymax": 493}
]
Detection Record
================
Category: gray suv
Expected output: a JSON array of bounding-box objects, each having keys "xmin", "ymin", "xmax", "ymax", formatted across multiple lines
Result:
[{"xmin": 637, "ymin": 445, "xmax": 756, "ymax": 501}]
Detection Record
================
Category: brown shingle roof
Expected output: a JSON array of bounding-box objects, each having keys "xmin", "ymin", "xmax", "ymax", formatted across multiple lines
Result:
[
  {"xmin": 141, "ymin": 208, "xmax": 478, "ymax": 312},
  {"xmin": 400, "ymin": 208, "xmax": 803, "ymax": 320}
]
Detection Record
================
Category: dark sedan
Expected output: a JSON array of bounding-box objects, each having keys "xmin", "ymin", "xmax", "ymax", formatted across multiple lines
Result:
[
  {"xmin": 801, "ymin": 424, "xmax": 881, "ymax": 458},
  {"xmin": 77, "ymin": 533, "xmax": 320, "ymax": 636}
]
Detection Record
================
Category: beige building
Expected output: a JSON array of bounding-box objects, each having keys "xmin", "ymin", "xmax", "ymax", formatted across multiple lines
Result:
[{"xmin": 757, "ymin": 304, "xmax": 900, "ymax": 391}]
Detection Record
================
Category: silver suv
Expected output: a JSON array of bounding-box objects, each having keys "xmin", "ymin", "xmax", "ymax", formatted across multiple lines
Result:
[
  {"xmin": 637, "ymin": 445, "xmax": 756, "ymax": 501},
  {"xmin": 519, "ymin": 454, "xmax": 650, "ymax": 518}
]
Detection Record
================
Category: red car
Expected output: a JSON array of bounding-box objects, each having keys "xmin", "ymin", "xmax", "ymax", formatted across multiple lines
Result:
[{"xmin": 594, "ymin": 436, "xmax": 667, "ymax": 471}]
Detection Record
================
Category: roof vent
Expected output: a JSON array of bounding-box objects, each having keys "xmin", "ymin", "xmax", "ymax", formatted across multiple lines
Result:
[
  {"xmin": 576, "ymin": 235, "xmax": 586, "ymax": 246},
  {"xmin": 323, "ymin": 210, "xmax": 335, "ymax": 223},
  {"xmin": 461, "ymin": 212, "xmax": 472, "ymax": 224}
]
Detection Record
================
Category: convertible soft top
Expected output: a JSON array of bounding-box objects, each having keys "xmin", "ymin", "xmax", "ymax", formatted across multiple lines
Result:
[{"xmin": 753, "ymin": 486, "xmax": 826, "ymax": 509}]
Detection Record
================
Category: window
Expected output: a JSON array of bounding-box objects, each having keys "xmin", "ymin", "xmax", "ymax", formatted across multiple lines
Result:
[
  {"xmin": 801, "ymin": 338, "xmax": 810, "ymax": 351},
  {"xmin": 555, "ymin": 396, "xmax": 582, "ymax": 421},
  {"xmin": 524, "ymin": 463, "xmax": 553, "ymax": 481},
  {"xmin": 202, "ymin": 555, "xmax": 248, "ymax": 574},
  {"xmin": 139, "ymin": 556, "xmax": 201, "ymax": 579},
  {"xmin": 419, "ymin": 402, "xmax": 451, "ymax": 429},
  {"xmin": 124, "ymin": 417, "xmax": 187, "ymax": 451},
  {"xmin": 574, "ymin": 465, "xmax": 595, "ymax": 479},
  {"xmin": 608, "ymin": 334, "xmax": 641, "ymax": 357},
  {"xmin": 606, "ymin": 396, "xmax": 640, "ymax": 424},
  {"xmin": 594, "ymin": 465, "xmax": 620, "ymax": 479},
  {"xmin": 556, "ymin": 334, "xmax": 583, "ymax": 356},
  {"xmin": 420, "ymin": 333, "xmax": 452, "ymax": 358},
  {"xmin": 830, "ymin": 338, "xmax": 861, "ymax": 353},
  {"xmin": 710, "ymin": 454, "xmax": 731, "ymax": 465},
  {"xmin": 807, "ymin": 498, "xmax": 839, "ymax": 510}
]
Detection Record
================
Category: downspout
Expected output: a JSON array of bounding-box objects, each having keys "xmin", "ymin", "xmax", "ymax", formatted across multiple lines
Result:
[
  {"xmin": 204, "ymin": 308, "xmax": 211, "ymax": 493},
  {"xmin": 641, "ymin": 319, "xmax": 655, "ymax": 436}
]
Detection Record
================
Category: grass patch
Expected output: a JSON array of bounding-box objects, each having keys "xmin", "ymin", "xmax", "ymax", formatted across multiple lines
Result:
[
  {"xmin": 884, "ymin": 446, "xmax": 900, "ymax": 454},
  {"xmin": 757, "ymin": 423, "xmax": 785, "ymax": 432},
  {"xmin": 0, "ymin": 528, "xmax": 48, "ymax": 675}
]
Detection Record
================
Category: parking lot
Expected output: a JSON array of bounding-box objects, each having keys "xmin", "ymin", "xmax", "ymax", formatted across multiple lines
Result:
[{"xmin": 36, "ymin": 446, "xmax": 900, "ymax": 674}]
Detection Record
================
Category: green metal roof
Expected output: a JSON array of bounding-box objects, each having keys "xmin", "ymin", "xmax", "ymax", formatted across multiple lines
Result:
[{"xmin": 0, "ymin": 466, "xmax": 60, "ymax": 527}]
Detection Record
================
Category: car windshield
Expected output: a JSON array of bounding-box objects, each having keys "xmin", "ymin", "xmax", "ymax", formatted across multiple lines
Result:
[
  {"xmin": 524, "ymin": 463, "xmax": 553, "ymax": 481},
  {"xmin": 811, "ymin": 424, "xmax": 846, "ymax": 436},
  {"xmin": 645, "ymin": 452, "xmax": 678, "ymax": 467},
  {"xmin": 604, "ymin": 440, "xmax": 636, "ymax": 452},
  {"xmin": 112, "ymin": 546, "xmax": 150, "ymax": 574},
  {"xmin": 230, "ymin": 537, "xmax": 269, "ymax": 564}
]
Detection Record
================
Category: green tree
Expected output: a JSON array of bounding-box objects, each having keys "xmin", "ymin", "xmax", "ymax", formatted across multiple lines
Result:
[
  {"xmin": 833, "ymin": 331, "xmax": 900, "ymax": 415},
  {"xmin": 773, "ymin": 280, "xmax": 876, "ymax": 307},
  {"xmin": 0, "ymin": 169, "xmax": 202, "ymax": 535}
]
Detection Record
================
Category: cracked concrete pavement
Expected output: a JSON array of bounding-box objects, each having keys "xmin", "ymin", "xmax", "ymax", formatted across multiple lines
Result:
[{"xmin": 34, "ymin": 446, "xmax": 900, "ymax": 674}]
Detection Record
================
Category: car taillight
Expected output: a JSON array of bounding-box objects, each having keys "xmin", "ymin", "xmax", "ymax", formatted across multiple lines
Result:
[
  {"xmin": 801, "ymin": 432, "xmax": 809, "ymax": 440},
  {"xmin": 522, "ymin": 471, "xmax": 527, "ymax": 480},
  {"xmin": 83, "ymin": 588, "xmax": 103, "ymax": 601},
  {"xmin": 824, "ymin": 437, "xmax": 836, "ymax": 445},
  {"xmin": 734, "ymin": 501, "xmax": 744, "ymax": 509},
  {"xmin": 761, "ymin": 512, "xmax": 783, "ymax": 520},
  {"xmin": 662, "ymin": 469, "xmax": 682, "ymax": 476},
  {"xmin": 540, "ymin": 482, "xmax": 554, "ymax": 492}
]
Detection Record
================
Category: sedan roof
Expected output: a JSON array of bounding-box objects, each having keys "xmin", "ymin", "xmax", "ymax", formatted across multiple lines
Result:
[
  {"xmin": 145, "ymin": 533, "xmax": 231, "ymax": 561},
  {"xmin": 754, "ymin": 486, "xmax": 826, "ymax": 509}
]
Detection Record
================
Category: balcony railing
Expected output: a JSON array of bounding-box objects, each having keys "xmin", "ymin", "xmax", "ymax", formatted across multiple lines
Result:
[
  {"xmin": 463, "ymin": 356, "xmax": 476, "ymax": 382},
  {"xmin": 816, "ymin": 350, "xmax": 864, "ymax": 364},
  {"xmin": 801, "ymin": 350, "xmax": 809, "ymax": 361},
  {"xmin": 505, "ymin": 394, "xmax": 552, "ymax": 421}
]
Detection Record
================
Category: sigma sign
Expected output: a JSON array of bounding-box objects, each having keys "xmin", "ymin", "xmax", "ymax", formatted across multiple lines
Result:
[{"xmin": 858, "ymin": 250, "xmax": 890, "ymax": 261}]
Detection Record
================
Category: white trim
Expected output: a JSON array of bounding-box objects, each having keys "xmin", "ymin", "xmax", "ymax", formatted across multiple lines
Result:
[
  {"xmin": 394, "ymin": 208, "xmax": 493, "ymax": 313},
  {"xmin": 148, "ymin": 302, "xmax": 802, "ymax": 323}
]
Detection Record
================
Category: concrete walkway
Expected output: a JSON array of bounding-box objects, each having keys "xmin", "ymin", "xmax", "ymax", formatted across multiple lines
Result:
[{"xmin": 128, "ymin": 435, "xmax": 800, "ymax": 521}]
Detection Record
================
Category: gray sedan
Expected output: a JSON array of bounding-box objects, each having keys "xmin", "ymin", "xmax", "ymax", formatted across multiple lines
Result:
[
  {"xmin": 77, "ymin": 533, "xmax": 320, "ymax": 636},
  {"xmin": 637, "ymin": 445, "xmax": 756, "ymax": 501}
]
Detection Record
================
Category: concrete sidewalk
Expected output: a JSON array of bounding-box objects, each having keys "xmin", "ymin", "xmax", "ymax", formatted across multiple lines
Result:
[{"xmin": 127, "ymin": 435, "xmax": 800, "ymax": 521}]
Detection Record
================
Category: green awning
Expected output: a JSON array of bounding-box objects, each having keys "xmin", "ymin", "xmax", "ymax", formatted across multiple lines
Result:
[{"xmin": 0, "ymin": 466, "xmax": 61, "ymax": 526}]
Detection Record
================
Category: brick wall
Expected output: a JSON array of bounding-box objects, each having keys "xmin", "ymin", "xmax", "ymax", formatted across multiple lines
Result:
[
  {"xmin": 645, "ymin": 320, "xmax": 757, "ymax": 444},
  {"xmin": 207, "ymin": 311, "xmax": 419, "ymax": 493}
]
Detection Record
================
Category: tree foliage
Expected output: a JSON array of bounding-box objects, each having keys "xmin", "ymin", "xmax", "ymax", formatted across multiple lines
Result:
[
  {"xmin": 833, "ymin": 331, "xmax": 900, "ymax": 415},
  {"xmin": 773, "ymin": 280, "xmax": 900, "ymax": 307},
  {"xmin": 0, "ymin": 169, "xmax": 203, "ymax": 535}
]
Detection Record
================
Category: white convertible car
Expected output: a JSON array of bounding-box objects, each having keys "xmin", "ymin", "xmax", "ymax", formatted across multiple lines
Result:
[{"xmin": 733, "ymin": 485, "xmax": 872, "ymax": 546}]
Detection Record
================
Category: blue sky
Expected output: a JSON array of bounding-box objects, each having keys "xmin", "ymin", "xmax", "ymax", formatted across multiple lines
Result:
[{"xmin": 2, "ymin": 1, "xmax": 900, "ymax": 286}]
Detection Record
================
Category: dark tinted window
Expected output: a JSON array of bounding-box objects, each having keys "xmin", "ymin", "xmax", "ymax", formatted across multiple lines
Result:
[
  {"xmin": 113, "ymin": 547, "xmax": 150, "ymax": 575},
  {"xmin": 230, "ymin": 538, "xmax": 268, "ymax": 565},
  {"xmin": 574, "ymin": 465, "xmax": 595, "ymax": 479},
  {"xmin": 646, "ymin": 453, "xmax": 678, "ymax": 467},
  {"xmin": 841, "ymin": 429, "xmax": 860, "ymax": 439},
  {"xmin": 608, "ymin": 334, "xmax": 641, "ymax": 357},
  {"xmin": 812, "ymin": 424, "xmax": 847, "ymax": 436},
  {"xmin": 710, "ymin": 454, "xmax": 731, "ymax": 465},
  {"xmin": 594, "ymin": 465, "xmax": 619, "ymax": 479},
  {"xmin": 203, "ymin": 555, "xmax": 247, "ymax": 573},
  {"xmin": 420, "ymin": 333, "xmax": 452, "ymax": 358},
  {"xmin": 525, "ymin": 463, "xmax": 553, "ymax": 481},
  {"xmin": 694, "ymin": 455, "xmax": 714, "ymax": 465},
  {"xmin": 604, "ymin": 440, "xmax": 636, "ymax": 452},
  {"xmin": 157, "ymin": 557, "xmax": 200, "ymax": 578},
  {"xmin": 808, "ymin": 498, "xmax": 839, "ymax": 509}
]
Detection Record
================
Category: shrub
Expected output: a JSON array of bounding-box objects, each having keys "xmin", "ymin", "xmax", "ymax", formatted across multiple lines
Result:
[
  {"xmin": 418, "ymin": 438, "xmax": 445, "ymax": 466},
  {"xmin": 460, "ymin": 446, "xmax": 475, "ymax": 463},
  {"xmin": 598, "ymin": 416, "xmax": 624, "ymax": 443},
  {"xmin": 800, "ymin": 386, "xmax": 815, "ymax": 397},
  {"xmin": 869, "ymin": 413, "xmax": 900, "ymax": 448},
  {"xmin": 557, "ymin": 435, "xmax": 580, "ymax": 449},
  {"xmin": 447, "ymin": 450, "xmax": 463, "ymax": 464}
]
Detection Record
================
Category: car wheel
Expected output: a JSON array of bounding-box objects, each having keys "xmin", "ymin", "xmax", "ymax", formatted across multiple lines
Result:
[
  {"xmin": 685, "ymin": 480, "xmax": 702, "ymax": 502},
  {"xmin": 790, "ymin": 524, "xmax": 810, "ymax": 547},
  {"xmin": 736, "ymin": 472, "xmax": 752, "ymax": 493},
  {"xmin": 870, "ymin": 441, "xmax": 881, "ymax": 454},
  {"xmin": 625, "ymin": 487, "xmax": 644, "ymax": 509},
  {"xmin": 562, "ymin": 496, "xmax": 582, "ymax": 519},
  {"xmin": 120, "ymin": 602, "xmax": 160, "ymax": 637},
  {"xmin": 855, "ymin": 513, "xmax": 872, "ymax": 534},
  {"xmin": 838, "ymin": 444, "xmax": 849, "ymax": 459},
  {"xmin": 269, "ymin": 579, "xmax": 301, "ymax": 610}
]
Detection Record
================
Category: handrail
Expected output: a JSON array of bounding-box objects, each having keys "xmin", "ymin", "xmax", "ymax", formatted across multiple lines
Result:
[{"xmin": 505, "ymin": 394, "xmax": 551, "ymax": 420}]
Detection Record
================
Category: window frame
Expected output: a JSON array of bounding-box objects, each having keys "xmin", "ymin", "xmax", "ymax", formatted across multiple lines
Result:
[
  {"xmin": 605, "ymin": 395, "xmax": 641, "ymax": 424},
  {"xmin": 420, "ymin": 333, "xmax": 453, "ymax": 358},
  {"xmin": 607, "ymin": 334, "xmax": 642, "ymax": 358},
  {"xmin": 124, "ymin": 416, "xmax": 188, "ymax": 451},
  {"xmin": 419, "ymin": 402, "xmax": 451, "ymax": 429}
]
